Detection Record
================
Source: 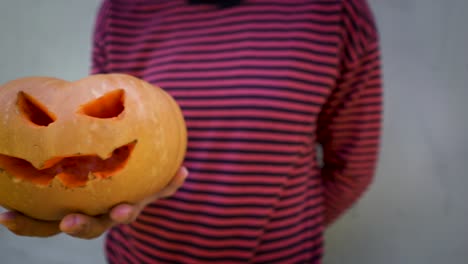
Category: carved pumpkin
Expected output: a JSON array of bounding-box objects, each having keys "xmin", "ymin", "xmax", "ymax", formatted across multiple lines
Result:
[{"xmin": 0, "ymin": 74, "xmax": 187, "ymax": 221}]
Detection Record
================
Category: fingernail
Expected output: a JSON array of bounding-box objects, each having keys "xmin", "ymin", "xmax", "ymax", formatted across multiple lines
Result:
[
  {"xmin": 62, "ymin": 215, "xmax": 76, "ymax": 230},
  {"xmin": 63, "ymin": 216, "xmax": 88, "ymax": 235},
  {"xmin": 116, "ymin": 206, "xmax": 133, "ymax": 219},
  {"xmin": 182, "ymin": 167, "xmax": 189, "ymax": 178},
  {"xmin": 0, "ymin": 212, "xmax": 17, "ymax": 230},
  {"xmin": 0, "ymin": 212, "xmax": 16, "ymax": 222}
]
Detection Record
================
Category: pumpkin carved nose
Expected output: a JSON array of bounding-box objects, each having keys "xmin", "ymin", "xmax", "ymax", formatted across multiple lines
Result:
[{"xmin": 17, "ymin": 91, "xmax": 56, "ymax": 127}]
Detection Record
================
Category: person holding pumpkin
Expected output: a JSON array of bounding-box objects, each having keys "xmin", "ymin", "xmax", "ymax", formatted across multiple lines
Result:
[{"xmin": 0, "ymin": 0, "xmax": 383, "ymax": 263}]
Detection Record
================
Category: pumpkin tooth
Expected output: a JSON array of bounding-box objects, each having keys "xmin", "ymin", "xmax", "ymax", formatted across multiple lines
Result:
[
  {"xmin": 88, "ymin": 172, "xmax": 96, "ymax": 181},
  {"xmin": 57, "ymin": 172, "xmax": 88, "ymax": 188},
  {"xmin": 41, "ymin": 156, "xmax": 65, "ymax": 169}
]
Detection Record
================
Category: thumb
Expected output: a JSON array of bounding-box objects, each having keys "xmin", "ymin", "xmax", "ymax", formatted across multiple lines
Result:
[{"xmin": 156, "ymin": 166, "xmax": 189, "ymax": 199}]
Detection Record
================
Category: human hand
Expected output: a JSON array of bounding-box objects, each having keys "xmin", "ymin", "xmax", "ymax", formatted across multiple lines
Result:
[{"xmin": 0, "ymin": 166, "xmax": 188, "ymax": 239}]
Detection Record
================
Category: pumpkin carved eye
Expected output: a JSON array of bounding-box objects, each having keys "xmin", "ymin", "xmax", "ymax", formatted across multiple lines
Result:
[
  {"xmin": 17, "ymin": 91, "xmax": 56, "ymax": 127},
  {"xmin": 79, "ymin": 89, "xmax": 125, "ymax": 119}
]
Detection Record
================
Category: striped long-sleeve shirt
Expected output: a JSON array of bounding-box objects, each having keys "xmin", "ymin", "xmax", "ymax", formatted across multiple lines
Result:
[{"xmin": 91, "ymin": 0, "xmax": 382, "ymax": 263}]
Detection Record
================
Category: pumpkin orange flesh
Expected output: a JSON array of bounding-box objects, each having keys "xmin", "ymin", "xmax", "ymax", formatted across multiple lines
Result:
[{"xmin": 0, "ymin": 142, "xmax": 136, "ymax": 188}]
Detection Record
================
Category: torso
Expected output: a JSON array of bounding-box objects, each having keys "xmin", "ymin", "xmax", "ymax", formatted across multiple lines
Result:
[{"xmin": 101, "ymin": 1, "xmax": 345, "ymax": 263}]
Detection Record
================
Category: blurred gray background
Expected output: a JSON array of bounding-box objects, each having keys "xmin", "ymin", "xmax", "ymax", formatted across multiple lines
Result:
[{"xmin": 0, "ymin": 0, "xmax": 467, "ymax": 263}]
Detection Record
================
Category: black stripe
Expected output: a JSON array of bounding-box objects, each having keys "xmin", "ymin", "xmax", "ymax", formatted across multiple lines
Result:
[
  {"xmin": 165, "ymin": 83, "xmax": 329, "ymax": 100},
  {"xmin": 153, "ymin": 75, "xmax": 334, "ymax": 90},
  {"xmin": 332, "ymin": 142, "xmax": 380, "ymax": 150},
  {"xmin": 140, "ymin": 208, "xmax": 262, "ymax": 230},
  {"xmin": 110, "ymin": 51, "xmax": 338, "ymax": 71},
  {"xmin": 181, "ymin": 102, "xmax": 318, "ymax": 114},
  {"xmin": 355, "ymin": 102, "xmax": 381, "ymax": 108},
  {"xmin": 327, "ymin": 118, "xmax": 381, "ymax": 125},
  {"xmin": 265, "ymin": 215, "xmax": 323, "ymax": 244},
  {"xmin": 188, "ymin": 144, "xmax": 302, "ymax": 155},
  {"xmin": 270, "ymin": 201, "xmax": 323, "ymax": 225},
  {"xmin": 185, "ymin": 163, "xmax": 317, "ymax": 178},
  {"xmin": 329, "ymin": 135, "xmax": 380, "ymax": 142},
  {"xmin": 256, "ymin": 231, "xmax": 323, "ymax": 256},
  {"xmin": 183, "ymin": 175, "xmax": 315, "ymax": 190},
  {"xmin": 181, "ymin": 103, "xmax": 320, "ymax": 117},
  {"xmin": 110, "ymin": 19, "xmax": 341, "ymax": 38},
  {"xmin": 257, "ymin": 242, "xmax": 323, "ymax": 264},
  {"xmin": 132, "ymin": 233, "xmax": 250, "ymax": 262},
  {"xmin": 186, "ymin": 147, "xmax": 299, "ymax": 156},
  {"xmin": 135, "ymin": 218, "xmax": 258, "ymax": 243},
  {"xmin": 178, "ymin": 186, "xmax": 279, "ymax": 199},
  {"xmin": 170, "ymin": 195, "xmax": 278, "ymax": 208},
  {"xmin": 361, "ymin": 92, "xmax": 382, "ymax": 99},
  {"xmin": 107, "ymin": 33, "xmax": 338, "ymax": 55},
  {"xmin": 110, "ymin": 51, "xmax": 337, "ymax": 69},
  {"xmin": 187, "ymin": 115, "xmax": 312, "ymax": 126},
  {"xmin": 107, "ymin": 229, "xmax": 138, "ymax": 264},
  {"xmin": 187, "ymin": 157, "xmax": 294, "ymax": 166},
  {"xmin": 334, "ymin": 149, "xmax": 380, "ymax": 157},
  {"xmin": 187, "ymin": 136, "xmax": 305, "ymax": 146},
  {"xmin": 187, "ymin": 126, "xmax": 313, "ymax": 136},
  {"xmin": 111, "ymin": 64, "xmax": 337, "ymax": 81},
  {"xmin": 346, "ymin": 0, "xmax": 377, "ymax": 38},
  {"xmin": 110, "ymin": 3, "xmax": 341, "ymax": 19}
]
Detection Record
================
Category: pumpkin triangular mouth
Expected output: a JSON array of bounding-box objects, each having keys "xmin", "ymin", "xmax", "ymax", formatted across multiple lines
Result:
[{"xmin": 0, "ymin": 141, "xmax": 136, "ymax": 188}]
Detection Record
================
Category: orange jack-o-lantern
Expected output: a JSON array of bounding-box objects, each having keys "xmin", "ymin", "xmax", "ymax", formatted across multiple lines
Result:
[{"xmin": 0, "ymin": 74, "xmax": 187, "ymax": 221}]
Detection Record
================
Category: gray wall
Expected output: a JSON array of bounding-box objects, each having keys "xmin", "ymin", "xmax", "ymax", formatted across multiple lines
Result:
[{"xmin": 0, "ymin": 1, "xmax": 467, "ymax": 263}]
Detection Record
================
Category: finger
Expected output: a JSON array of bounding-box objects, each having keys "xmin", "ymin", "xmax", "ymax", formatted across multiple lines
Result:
[
  {"xmin": 60, "ymin": 213, "xmax": 113, "ymax": 240},
  {"xmin": 108, "ymin": 167, "xmax": 190, "ymax": 224},
  {"xmin": 101, "ymin": 167, "xmax": 190, "ymax": 227},
  {"xmin": 109, "ymin": 204, "xmax": 139, "ymax": 224},
  {"xmin": 156, "ymin": 166, "xmax": 189, "ymax": 199},
  {"xmin": 0, "ymin": 211, "xmax": 61, "ymax": 237}
]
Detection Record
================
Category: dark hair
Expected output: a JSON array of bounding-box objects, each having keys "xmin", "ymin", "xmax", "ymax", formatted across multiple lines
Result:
[{"xmin": 188, "ymin": 0, "xmax": 243, "ymax": 9}]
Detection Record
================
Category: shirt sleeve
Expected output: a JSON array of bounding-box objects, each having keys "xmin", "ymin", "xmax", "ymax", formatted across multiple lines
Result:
[
  {"xmin": 316, "ymin": 0, "xmax": 383, "ymax": 226},
  {"xmin": 90, "ymin": 0, "xmax": 111, "ymax": 75}
]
